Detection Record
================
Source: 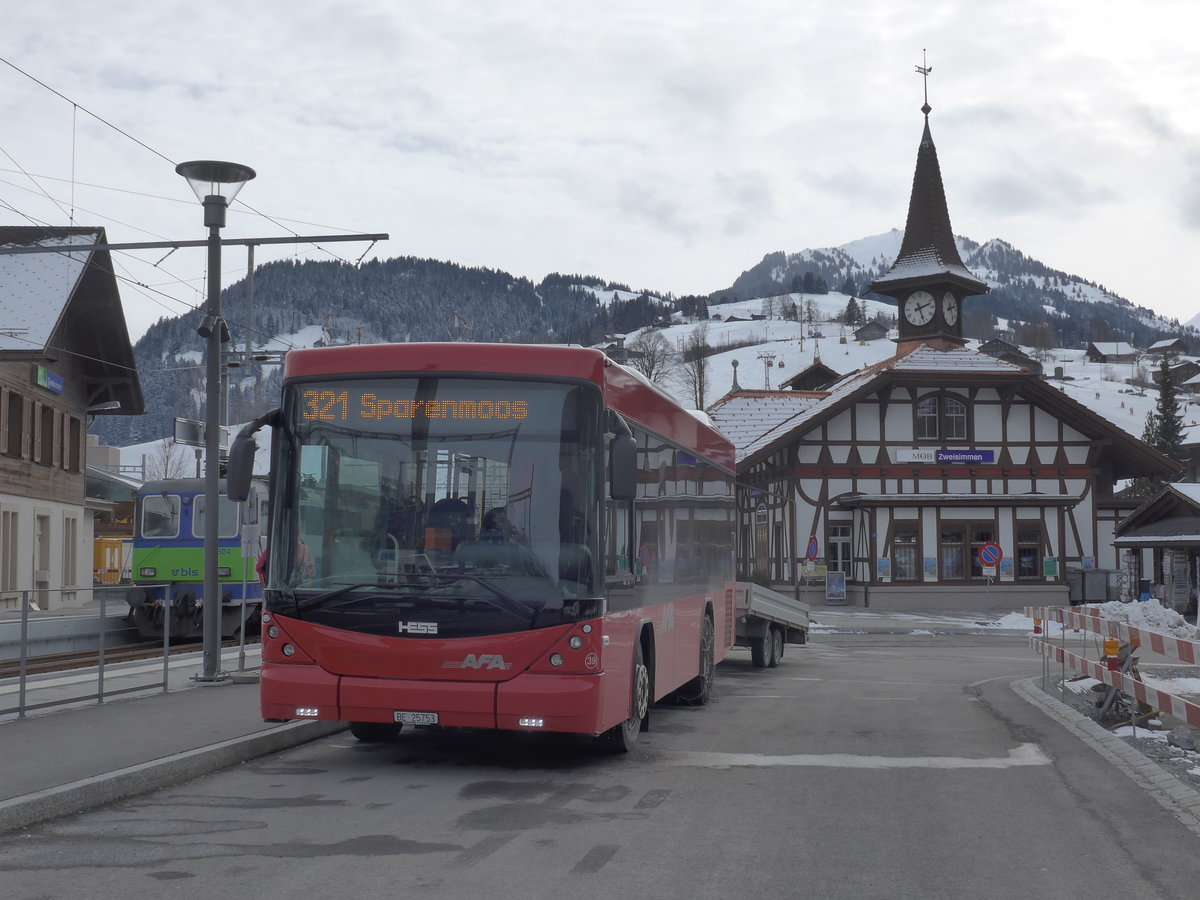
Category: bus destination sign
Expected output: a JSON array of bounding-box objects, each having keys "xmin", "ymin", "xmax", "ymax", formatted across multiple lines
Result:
[{"xmin": 303, "ymin": 389, "xmax": 530, "ymax": 422}]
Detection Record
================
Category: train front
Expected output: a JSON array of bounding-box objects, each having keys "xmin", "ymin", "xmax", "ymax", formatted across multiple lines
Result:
[{"xmin": 259, "ymin": 356, "xmax": 615, "ymax": 737}]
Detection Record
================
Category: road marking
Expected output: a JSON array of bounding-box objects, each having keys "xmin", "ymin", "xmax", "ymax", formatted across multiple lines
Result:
[{"xmin": 655, "ymin": 742, "xmax": 1051, "ymax": 770}]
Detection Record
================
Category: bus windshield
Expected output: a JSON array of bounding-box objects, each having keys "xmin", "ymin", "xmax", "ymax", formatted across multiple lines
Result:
[{"xmin": 268, "ymin": 376, "xmax": 603, "ymax": 636}]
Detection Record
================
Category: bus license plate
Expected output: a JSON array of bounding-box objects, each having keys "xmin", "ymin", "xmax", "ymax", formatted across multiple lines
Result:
[{"xmin": 394, "ymin": 711, "xmax": 438, "ymax": 725}]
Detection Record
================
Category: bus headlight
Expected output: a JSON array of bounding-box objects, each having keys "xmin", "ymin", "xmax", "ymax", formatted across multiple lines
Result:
[
  {"xmin": 549, "ymin": 653, "xmax": 563, "ymax": 667},
  {"xmin": 282, "ymin": 644, "xmax": 296, "ymax": 657},
  {"xmin": 568, "ymin": 636, "xmax": 583, "ymax": 650}
]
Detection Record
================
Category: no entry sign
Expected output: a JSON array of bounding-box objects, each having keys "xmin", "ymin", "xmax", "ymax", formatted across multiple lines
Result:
[{"xmin": 978, "ymin": 541, "xmax": 1003, "ymax": 567}]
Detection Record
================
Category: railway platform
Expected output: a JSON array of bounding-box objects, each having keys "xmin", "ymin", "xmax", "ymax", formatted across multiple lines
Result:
[{"xmin": 0, "ymin": 651, "xmax": 343, "ymax": 835}]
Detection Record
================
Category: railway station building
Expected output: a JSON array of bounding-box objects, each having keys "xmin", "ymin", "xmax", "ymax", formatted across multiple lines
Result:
[
  {"xmin": 709, "ymin": 106, "xmax": 1178, "ymax": 611},
  {"xmin": 0, "ymin": 227, "xmax": 143, "ymax": 611}
]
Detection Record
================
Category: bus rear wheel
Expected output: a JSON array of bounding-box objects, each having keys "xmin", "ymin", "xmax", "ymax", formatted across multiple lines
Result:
[
  {"xmin": 349, "ymin": 721, "xmax": 402, "ymax": 743},
  {"xmin": 601, "ymin": 641, "xmax": 648, "ymax": 753},
  {"xmin": 675, "ymin": 614, "xmax": 715, "ymax": 705}
]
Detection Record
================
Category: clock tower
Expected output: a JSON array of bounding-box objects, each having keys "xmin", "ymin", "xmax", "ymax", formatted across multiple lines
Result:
[{"xmin": 869, "ymin": 68, "xmax": 988, "ymax": 352}]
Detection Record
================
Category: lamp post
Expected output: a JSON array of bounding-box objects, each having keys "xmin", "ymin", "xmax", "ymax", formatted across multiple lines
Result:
[{"xmin": 176, "ymin": 159, "xmax": 256, "ymax": 682}]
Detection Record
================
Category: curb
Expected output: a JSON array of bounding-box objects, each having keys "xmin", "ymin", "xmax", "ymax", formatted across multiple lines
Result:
[
  {"xmin": 1012, "ymin": 676, "xmax": 1200, "ymax": 837},
  {"xmin": 0, "ymin": 719, "xmax": 345, "ymax": 836}
]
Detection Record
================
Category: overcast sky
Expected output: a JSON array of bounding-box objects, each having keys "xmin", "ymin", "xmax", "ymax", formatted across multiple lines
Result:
[{"xmin": 3, "ymin": 1, "xmax": 1198, "ymax": 342}]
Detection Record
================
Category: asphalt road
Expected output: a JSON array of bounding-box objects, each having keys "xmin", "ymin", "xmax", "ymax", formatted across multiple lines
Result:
[{"xmin": 4, "ymin": 633, "xmax": 1200, "ymax": 899}]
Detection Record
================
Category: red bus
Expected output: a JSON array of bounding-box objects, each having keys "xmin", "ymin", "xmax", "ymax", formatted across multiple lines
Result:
[{"xmin": 228, "ymin": 342, "xmax": 737, "ymax": 751}]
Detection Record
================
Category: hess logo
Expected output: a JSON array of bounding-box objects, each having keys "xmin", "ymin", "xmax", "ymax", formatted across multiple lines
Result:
[
  {"xmin": 398, "ymin": 621, "xmax": 437, "ymax": 634},
  {"xmin": 442, "ymin": 654, "xmax": 511, "ymax": 670}
]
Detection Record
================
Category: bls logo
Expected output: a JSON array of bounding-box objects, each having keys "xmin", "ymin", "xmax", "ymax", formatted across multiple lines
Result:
[
  {"xmin": 398, "ymin": 621, "xmax": 437, "ymax": 634},
  {"xmin": 443, "ymin": 654, "xmax": 510, "ymax": 670}
]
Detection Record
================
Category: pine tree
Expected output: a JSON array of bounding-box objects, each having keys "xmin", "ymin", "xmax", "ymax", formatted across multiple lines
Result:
[
  {"xmin": 843, "ymin": 297, "xmax": 860, "ymax": 326},
  {"xmin": 1129, "ymin": 358, "xmax": 1185, "ymax": 497},
  {"xmin": 1153, "ymin": 357, "xmax": 1185, "ymax": 463}
]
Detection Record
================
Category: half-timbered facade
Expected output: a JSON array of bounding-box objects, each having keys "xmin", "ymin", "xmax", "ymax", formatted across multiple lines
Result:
[{"xmin": 711, "ymin": 346, "xmax": 1178, "ymax": 609}]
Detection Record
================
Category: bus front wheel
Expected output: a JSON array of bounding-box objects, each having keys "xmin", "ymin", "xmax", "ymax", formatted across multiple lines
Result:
[{"xmin": 601, "ymin": 641, "xmax": 649, "ymax": 753}]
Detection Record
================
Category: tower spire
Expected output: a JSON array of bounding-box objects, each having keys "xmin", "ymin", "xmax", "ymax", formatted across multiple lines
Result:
[{"xmin": 915, "ymin": 49, "xmax": 932, "ymax": 118}]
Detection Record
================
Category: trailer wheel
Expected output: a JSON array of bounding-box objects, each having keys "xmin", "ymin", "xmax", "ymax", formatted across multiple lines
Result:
[
  {"xmin": 601, "ymin": 640, "xmax": 648, "ymax": 752},
  {"xmin": 751, "ymin": 627, "xmax": 771, "ymax": 668},
  {"xmin": 675, "ymin": 614, "xmax": 715, "ymax": 705},
  {"xmin": 768, "ymin": 627, "xmax": 784, "ymax": 668},
  {"xmin": 349, "ymin": 722, "xmax": 402, "ymax": 743}
]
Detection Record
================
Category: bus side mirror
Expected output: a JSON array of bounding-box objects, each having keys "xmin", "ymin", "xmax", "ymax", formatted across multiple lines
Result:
[
  {"xmin": 610, "ymin": 433, "xmax": 637, "ymax": 500},
  {"xmin": 227, "ymin": 408, "xmax": 279, "ymax": 502}
]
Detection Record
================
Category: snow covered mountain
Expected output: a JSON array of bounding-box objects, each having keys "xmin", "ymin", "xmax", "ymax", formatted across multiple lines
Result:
[{"xmin": 97, "ymin": 231, "xmax": 1199, "ymax": 459}]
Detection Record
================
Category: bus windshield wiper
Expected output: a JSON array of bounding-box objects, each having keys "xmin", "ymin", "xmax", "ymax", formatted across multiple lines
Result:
[{"xmin": 294, "ymin": 574, "xmax": 539, "ymax": 625}]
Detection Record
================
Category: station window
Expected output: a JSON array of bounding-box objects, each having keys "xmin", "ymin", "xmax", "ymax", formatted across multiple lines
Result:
[
  {"xmin": 5, "ymin": 392, "xmax": 24, "ymax": 458},
  {"xmin": 38, "ymin": 405, "xmax": 54, "ymax": 466},
  {"xmin": 940, "ymin": 527, "xmax": 967, "ymax": 580},
  {"xmin": 914, "ymin": 393, "xmax": 969, "ymax": 442},
  {"xmin": 1016, "ymin": 525, "xmax": 1042, "ymax": 578},
  {"xmin": 892, "ymin": 526, "xmax": 919, "ymax": 581},
  {"xmin": 916, "ymin": 397, "xmax": 938, "ymax": 439},
  {"xmin": 828, "ymin": 523, "xmax": 852, "ymax": 574}
]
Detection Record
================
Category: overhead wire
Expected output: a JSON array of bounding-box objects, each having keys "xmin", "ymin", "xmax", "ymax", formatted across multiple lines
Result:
[{"xmin": 0, "ymin": 53, "xmax": 374, "ymax": 308}]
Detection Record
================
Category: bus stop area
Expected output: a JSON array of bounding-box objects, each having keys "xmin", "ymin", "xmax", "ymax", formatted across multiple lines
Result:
[{"xmin": 0, "ymin": 650, "xmax": 342, "ymax": 835}]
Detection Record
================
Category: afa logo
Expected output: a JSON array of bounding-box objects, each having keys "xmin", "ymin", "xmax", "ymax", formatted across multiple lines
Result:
[{"xmin": 442, "ymin": 654, "xmax": 511, "ymax": 670}]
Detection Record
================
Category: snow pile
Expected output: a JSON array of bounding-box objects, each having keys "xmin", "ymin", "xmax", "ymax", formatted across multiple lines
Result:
[
  {"xmin": 1086, "ymin": 601, "xmax": 1199, "ymax": 641},
  {"xmin": 985, "ymin": 612, "xmax": 1066, "ymax": 635}
]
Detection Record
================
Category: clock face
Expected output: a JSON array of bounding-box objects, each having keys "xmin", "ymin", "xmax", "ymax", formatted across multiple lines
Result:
[
  {"xmin": 903, "ymin": 290, "xmax": 935, "ymax": 326},
  {"xmin": 942, "ymin": 291, "xmax": 959, "ymax": 326}
]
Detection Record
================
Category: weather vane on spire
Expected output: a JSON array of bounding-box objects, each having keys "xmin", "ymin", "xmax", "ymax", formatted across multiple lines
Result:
[{"xmin": 915, "ymin": 49, "xmax": 932, "ymax": 117}]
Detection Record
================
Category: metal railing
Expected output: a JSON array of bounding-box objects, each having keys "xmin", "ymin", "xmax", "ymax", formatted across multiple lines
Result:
[{"xmin": 1, "ymin": 584, "xmax": 173, "ymax": 718}]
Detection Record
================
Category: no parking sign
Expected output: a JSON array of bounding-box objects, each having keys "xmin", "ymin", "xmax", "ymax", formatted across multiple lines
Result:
[{"xmin": 978, "ymin": 541, "xmax": 1002, "ymax": 576}]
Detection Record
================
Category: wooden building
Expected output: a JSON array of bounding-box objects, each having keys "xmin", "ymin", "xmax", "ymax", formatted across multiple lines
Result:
[{"xmin": 0, "ymin": 227, "xmax": 143, "ymax": 610}]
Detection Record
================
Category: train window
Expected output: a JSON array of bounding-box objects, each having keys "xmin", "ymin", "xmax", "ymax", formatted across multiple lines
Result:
[
  {"xmin": 141, "ymin": 495, "xmax": 180, "ymax": 539},
  {"xmin": 193, "ymin": 494, "xmax": 241, "ymax": 539}
]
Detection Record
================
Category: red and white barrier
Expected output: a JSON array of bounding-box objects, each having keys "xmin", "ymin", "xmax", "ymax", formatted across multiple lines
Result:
[
  {"xmin": 1029, "ymin": 636, "xmax": 1200, "ymax": 730},
  {"xmin": 1025, "ymin": 605, "xmax": 1200, "ymax": 667}
]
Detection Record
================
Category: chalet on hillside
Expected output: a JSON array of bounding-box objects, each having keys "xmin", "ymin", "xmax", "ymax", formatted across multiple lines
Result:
[
  {"xmin": 1085, "ymin": 341, "xmax": 1138, "ymax": 364},
  {"xmin": 1147, "ymin": 338, "xmax": 1188, "ymax": 357},
  {"xmin": 853, "ymin": 321, "xmax": 889, "ymax": 342},
  {"xmin": 780, "ymin": 360, "xmax": 840, "ymax": 392},
  {"xmin": 977, "ymin": 338, "xmax": 1042, "ymax": 375},
  {"xmin": 1152, "ymin": 359, "xmax": 1200, "ymax": 387}
]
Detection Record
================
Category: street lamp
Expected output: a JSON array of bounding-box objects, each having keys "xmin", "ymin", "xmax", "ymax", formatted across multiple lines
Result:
[{"xmin": 176, "ymin": 159, "xmax": 256, "ymax": 682}]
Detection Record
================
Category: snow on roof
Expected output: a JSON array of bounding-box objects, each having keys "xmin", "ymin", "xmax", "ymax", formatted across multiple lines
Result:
[
  {"xmin": 1148, "ymin": 339, "xmax": 1184, "ymax": 351},
  {"xmin": 0, "ymin": 231, "xmax": 100, "ymax": 351},
  {"xmin": 715, "ymin": 345, "xmax": 1032, "ymax": 463},
  {"xmin": 890, "ymin": 345, "xmax": 1026, "ymax": 373},
  {"xmin": 869, "ymin": 246, "xmax": 983, "ymax": 288},
  {"xmin": 1088, "ymin": 341, "xmax": 1138, "ymax": 356},
  {"xmin": 707, "ymin": 390, "xmax": 825, "ymax": 451},
  {"xmin": 1170, "ymin": 483, "xmax": 1200, "ymax": 505}
]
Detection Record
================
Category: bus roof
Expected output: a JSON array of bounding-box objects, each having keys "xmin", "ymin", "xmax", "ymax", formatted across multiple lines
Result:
[{"xmin": 283, "ymin": 343, "xmax": 734, "ymax": 472}]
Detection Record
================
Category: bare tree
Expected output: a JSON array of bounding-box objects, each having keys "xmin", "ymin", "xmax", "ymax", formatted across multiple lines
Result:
[
  {"xmin": 145, "ymin": 438, "xmax": 192, "ymax": 481},
  {"xmin": 677, "ymin": 323, "xmax": 712, "ymax": 409},
  {"xmin": 626, "ymin": 331, "xmax": 675, "ymax": 385}
]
